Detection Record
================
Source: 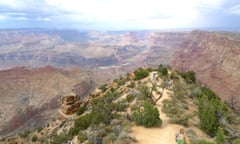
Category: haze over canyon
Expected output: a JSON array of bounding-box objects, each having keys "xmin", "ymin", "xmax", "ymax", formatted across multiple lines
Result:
[{"xmin": 0, "ymin": 29, "xmax": 239, "ymax": 138}]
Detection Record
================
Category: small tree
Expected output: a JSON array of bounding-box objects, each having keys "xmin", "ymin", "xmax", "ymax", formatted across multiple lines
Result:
[
  {"xmin": 138, "ymin": 85, "xmax": 154, "ymax": 104},
  {"xmin": 132, "ymin": 101, "xmax": 162, "ymax": 127},
  {"xmin": 154, "ymin": 80, "xmax": 168, "ymax": 104}
]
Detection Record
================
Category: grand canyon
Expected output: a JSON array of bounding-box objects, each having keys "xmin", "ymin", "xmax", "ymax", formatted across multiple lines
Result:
[{"xmin": 0, "ymin": 29, "xmax": 239, "ymax": 142}]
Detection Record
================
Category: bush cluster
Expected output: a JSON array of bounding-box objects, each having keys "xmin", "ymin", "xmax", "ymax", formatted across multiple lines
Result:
[
  {"xmin": 179, "ymin": 70, "xmax": 196, "ymax": 83},
  {"xmin": 132, "ymin": 101, "xmax": 162, "ymax": 127},
  {"xmin": 198, "ymin": 91, "xmax": 228, "ymax": 137},
  {"xmin": 158, "ymin": 64, "xmax": 168, "ymax": 76},
  {"xmin": 134, "ymin": 68, "xmax": 149, "ymax": 80}
]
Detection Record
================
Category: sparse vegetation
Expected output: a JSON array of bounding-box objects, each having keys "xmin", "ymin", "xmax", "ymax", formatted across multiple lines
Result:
[
  {"xmin": 78, "ymin": 131, "xmax": 88, "ymax": 143},
  {"xmin": 19, "ymin": 130, "xmax": 30, "ymax": 138},
  {"xmin": 6, "ymin": 65, "xmax": 239, "ymax": 144},
  {"xmin": 99, "ymin": 84, "xmax": 108, "ymax": 92},
  {"xmin": 51, "ymin": 133, "xmax": 69, "ymax": 144},
  {"xmin": 126, "ymin": 94, "xmax": 135, "ymax": 103},
  {"xmin": 162, "ymin": 99, "xmax": 190, "ymax": 126},
  {"xmin": 127, "ymin": 81, "xmax": 135, "ymax": 88}
]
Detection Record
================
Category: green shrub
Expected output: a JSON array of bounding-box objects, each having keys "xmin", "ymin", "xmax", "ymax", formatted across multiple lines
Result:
[
  {"xmin": 78, "ymin": 131, "xmax": 88, "ymax": 143},
  {"xmin": 69, "ymin": 127, "xmax": 79, "ymax": 136},
  {"xmin": 179, "ymin": 70, "xmax": 196, "ymax": 83},
  {"xmin": 51, "ymin": 133, "xmax": 69, "ymax": 144},
  {"xmin": 190, "ymin": 139, "xmax": 215, "ymax": 144},
  {"xmin": 169, "ymin": 116, "xmax": 189, "ymax": 126},
  {"xmin": 162, "ymin": 99, "xmax": 184, "ymax": 117},
  {"xmin": 198, "ymin": 95, "xmax": 228, "ymax": 137},
  {"xmin": 116, "ymin": 76, "xmax": 127, "ymax": 86},
  {"xmin": 126, "ymin": 94, "xmax": 135, "ymax": 103},
  {"xmin": 162, "ymin": 99, "xmax": 189, "ymax": 126},
  {"xmin": 134, "ymin": 68, "xmax": 149, "ymax": 80},
  {"xmin": 159, "ymin": 67, "xmax": 168, "ymax": 76},
  {"xmin": 32, "ymin": 135, "xmax": 38, "ymax": 142},
  {"xmin": 233, "ymin": 139, "xmax": 240, "ymax": 144},
  {"xmin": 158, "ymin": 64, "xmax": 169, "ymax": 76},
  {"xmin": 216, "ymin": 127, "xmax": 225, "ymax": 144},
  {"xmin": 198, "ymin": 96, "xmax": 219, "ymax": 136},
  {"xmin": 75, "ymin": 114, "xmax": 92, "ymax": 130},
  {"xmin": 37, "ymin": 127, "xmax": 43, "ymax": 133},
  {"xmin": 138, "ymin": 85, "xmax": 152, "ymax": 102},
  {"xmin": 40, "ymin": 138, "xmax": 48, "ymax": 144},
  {"xmin": 19, "ymin": 130, "xmax": 30, "ymax": 138},
  {"xmin": 90, "ymin": 111, "xmax": 110, "ymax": 125},
  {"xmin": 110, "ymin": 103, "xmax": 128, "ymax": 112},
  {"xmin": 99, "ymin": 84, "xmax": 107, "ymax": 92},
  {"xmin": 77, "ymin": 105, "xmax": 87, "ymax": 115},
  {"xmin": 132, "ymin": 101, "xmax": 162, "ymax": 127},
  {"xmin": 103, "ymin": 133, "xmax": 117, "ymax": 144}
]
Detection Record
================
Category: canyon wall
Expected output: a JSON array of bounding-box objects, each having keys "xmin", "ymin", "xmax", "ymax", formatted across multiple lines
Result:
[{"xmin": 172, "ymin": 30, "xmax": 240, "ymax": 109}]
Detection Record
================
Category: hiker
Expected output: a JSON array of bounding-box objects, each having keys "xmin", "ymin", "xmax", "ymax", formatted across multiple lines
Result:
[{"xmin": 176, "ymin": 128, "xmax": 186, "ymax": 144}]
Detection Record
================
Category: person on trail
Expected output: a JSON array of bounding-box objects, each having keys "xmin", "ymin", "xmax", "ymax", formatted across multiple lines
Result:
[{"xmin": 176, "ymin": 128, "xmax": 186, "ymax": 144}]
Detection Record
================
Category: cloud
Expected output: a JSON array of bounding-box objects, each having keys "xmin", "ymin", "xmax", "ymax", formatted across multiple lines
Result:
[
  {"xmin": 0, "ymin": 0, "xmax": 239, "ymax": 29},
  {"xmin": 229, "ymin": 4, "xmax": 240, "ymax": 15}
]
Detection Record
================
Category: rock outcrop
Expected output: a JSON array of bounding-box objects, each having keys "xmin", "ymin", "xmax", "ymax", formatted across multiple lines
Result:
[{"xmin": 60, "ymin": 93, "xmax": 80, "ymax": 115}]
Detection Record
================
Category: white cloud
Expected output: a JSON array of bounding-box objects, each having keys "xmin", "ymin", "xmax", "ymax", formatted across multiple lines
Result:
[
  {"xmin": 16, "ymin": 17, "xmax": 28, "ymax": 21},
  {"xmin": 0, "ymin": 0, "xmax": 236, "ymax": 29},
  {"xmin": 36, "ymin": 17, "xmax": 52, "ymax": 21},
  {"xmin": 229, "ymin": 4, "xmax": 240, "ymax": 15},
  {"xmin": 199, "ymin": 0, "xmax": 227, "ymax": 8},
  {"xmin": 44, "ymin": 0, "xmax": 203, "ymax": 29}
]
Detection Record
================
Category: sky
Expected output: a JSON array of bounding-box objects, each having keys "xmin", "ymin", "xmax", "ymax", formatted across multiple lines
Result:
[{"xmin": 0, "ymin": 0, "xmax": 240, "ymax": 30}]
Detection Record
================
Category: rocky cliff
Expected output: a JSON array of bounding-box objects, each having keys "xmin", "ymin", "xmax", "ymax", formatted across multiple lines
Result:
[
  {"xmin": 172, "ymin": 30, "xmax": 240, "ymax": 109},
  {"xmin": 0, "ymin": 66, "xmax": 92, "ymax": 138}
]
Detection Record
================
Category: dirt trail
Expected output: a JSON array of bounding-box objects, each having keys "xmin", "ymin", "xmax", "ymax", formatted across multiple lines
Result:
[
  {"xmin": 131, "ymin": 72, "xmax": 212, "ymax": 144},
  {"xmin": 131, "ymin": 88, "xmax": 183, "ymax": 144}
]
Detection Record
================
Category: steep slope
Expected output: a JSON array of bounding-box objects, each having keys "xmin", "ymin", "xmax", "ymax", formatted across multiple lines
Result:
[
  {"xmin": 172, "ymin": 30, "xmax": 240, "ymax": 110},
  {"xmin": 0, "ymin": 66, "xmax": 93, "ymax": 138}
]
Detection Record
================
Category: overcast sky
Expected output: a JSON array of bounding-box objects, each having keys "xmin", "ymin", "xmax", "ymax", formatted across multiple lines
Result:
[{"xmin": 0, "ymin": 0, "xmax": 240, "ymax": 30}]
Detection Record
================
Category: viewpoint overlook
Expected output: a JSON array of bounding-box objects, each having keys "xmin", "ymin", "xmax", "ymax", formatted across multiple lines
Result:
[{"xmin": 0, "ymin": 29, "xmax": 239, "ymax": 144}]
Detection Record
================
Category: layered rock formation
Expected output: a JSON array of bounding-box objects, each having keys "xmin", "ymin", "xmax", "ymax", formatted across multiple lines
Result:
[
  {"xmin": 60, "ymin": 93, "xmax": 80, "ymax": 115},
  {"xmin": 0, "ymin": 66, "xmax": 92, "ymax": 138},
  {"xmin": 172, "ymin": 31, "xmax": 240, "ymax": 109},
  {"xmin": 0, "ymin": 29, "xmax": 188, "ymax": 70}
]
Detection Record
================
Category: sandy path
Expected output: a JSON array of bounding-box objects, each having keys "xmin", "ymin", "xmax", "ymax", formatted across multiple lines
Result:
[{"xmin": 131, "ymin": 83, "xmax": 183, "ymax": 144}]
